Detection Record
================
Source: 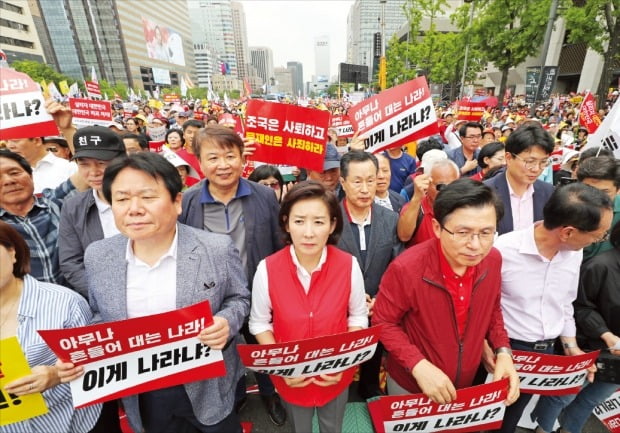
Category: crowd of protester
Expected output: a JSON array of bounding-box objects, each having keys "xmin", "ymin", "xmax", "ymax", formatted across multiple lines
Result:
[{"xmin": 0, "ymin": 87, "xmax": 618, "ymax": 433}]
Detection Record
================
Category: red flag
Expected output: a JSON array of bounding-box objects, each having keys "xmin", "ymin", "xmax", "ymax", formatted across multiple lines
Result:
[
  {"xmin": 578, "ymin": 92, "xmax": 602, "ymax": 134},
  {"xmin": 243, "ymin": 78, "xmax": 252, "ymax": 97}
]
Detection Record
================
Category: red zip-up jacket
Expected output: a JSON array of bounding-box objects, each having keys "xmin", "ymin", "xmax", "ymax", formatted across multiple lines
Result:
[{"xmin": 373, "ymin": 239, "xmax": 509, "ymax": 394}]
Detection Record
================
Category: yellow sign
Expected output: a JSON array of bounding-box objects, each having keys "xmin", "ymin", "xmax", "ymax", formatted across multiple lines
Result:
[
  {"xmin": 58, "ymin": 80, "xmax": 70, "ymax": 96},
  {"xmin": 0, "ymin": 337, "xmax": 48, "ymax": 426}
]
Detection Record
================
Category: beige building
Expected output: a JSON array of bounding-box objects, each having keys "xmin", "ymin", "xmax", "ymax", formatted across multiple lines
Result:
[{"xmin": 0, "ymin": 1, "xmax": 45, "ymax": 64}]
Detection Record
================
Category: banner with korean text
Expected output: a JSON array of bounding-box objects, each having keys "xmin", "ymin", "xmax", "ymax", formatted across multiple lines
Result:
[
  {"xmin": 38, "ymin": 300, "xmax": 225, "ymax": 408},
  {"xmin": 594, "ymin": 389, "xmax": 620, "ymax": 433},
  {"xmin": 245, "ymin": 100, "xmax": 330, "ymax": 172},
  {"xmin": 512, "ymin": 350, "xmax": 599, "ymax": 395},
  {"xmin": 348, "ymin": 76, "xmax": 439, "ymax": 153},
  {"xmin": 331, "ymin": 115, "xmax": 355, "ymax": 138},
  {"xmin": 584, "ymin": 99, "xmax": 620, "ymax": 158},
  {"xmin": 367, "ymin": 379, "xmax": 508, "ymax": 433},
  {"xmin": 457, "ymin": 100, "xmax": 486, "ymax": 122},
  {"xmin": 68, "ymin": 98, "xmax": 112, "ymax": 127},
  {"xmin": 0, "ymin": 68, "xmax": 60, "ymax": 140},
  {"xmin": 0, "ymin": 337, "xmax": 48, "ymax": 426},
  {"xmin": 85, "ymin": 81, "xmax": 101, "ymax": 99},
  {"xmin": 237, "ymin": 326, "xmax": 381, "ymax": 377},
  {"xmin": 578, "ymin": 92, "xmax": 602, "ymax": 134}
]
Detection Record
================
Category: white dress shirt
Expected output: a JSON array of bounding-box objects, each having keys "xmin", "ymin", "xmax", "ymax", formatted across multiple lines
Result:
[
  {"xmin": 495, "ymin": 223, "xmax": 581, "ymax": 342},
  {"xmin": 33, "ymin": 152, "xmax": 77, "ymax": 193},
  {"xmin": 126, "ymin": 227, "xmax": 178, "ymax": 318},
  {"xmin": 249, "ymin": 245, "xmax": 369, "ymax": 336},
  {"xmin": 92, "ymin": 189, "xmax": 120, "ymax": 238},
  {"xmin": 508, "ymin": 181, "xmax": 535, "ymax": 231}
]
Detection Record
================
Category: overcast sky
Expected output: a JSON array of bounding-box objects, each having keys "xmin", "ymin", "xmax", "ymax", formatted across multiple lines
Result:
[{"xmin": 240, "ymin": 1, "xmax": 354, "ymax": 83}]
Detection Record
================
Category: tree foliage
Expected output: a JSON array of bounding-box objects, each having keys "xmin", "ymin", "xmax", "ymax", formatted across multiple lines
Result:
[
  {"xmin": 560, "ymin": 0, "xmax": 620, "ymax": 108},
  {"xmin": 385, "ymin": 0, "xmax": 484, "ymax": 99},
  {"xmin": 11, "ymin": 60, "xmax": 74, "ymax": 85},
  {"xmin": 468, "ymin": 0, "xmax": 551, "ymax": 101}
]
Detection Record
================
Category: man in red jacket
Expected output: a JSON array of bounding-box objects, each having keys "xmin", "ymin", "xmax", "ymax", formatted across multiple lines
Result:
[{"xmin": 373, "ymin": 178, "xmax": 520, "ymax": 406}]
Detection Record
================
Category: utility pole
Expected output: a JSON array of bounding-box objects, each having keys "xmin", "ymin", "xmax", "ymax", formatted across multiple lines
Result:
[
  {"xmin": 379, "ymin": 0, "xmax": 387, "ymax": 91},
  {"xmin": 459, "ymin": 0, "xmax": 475, "ymax": 99}
]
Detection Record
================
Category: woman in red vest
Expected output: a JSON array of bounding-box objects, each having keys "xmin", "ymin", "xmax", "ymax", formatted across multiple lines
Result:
[{"xmin": 249, "ymin": 181, "xmax": 368, "ymax": 433}]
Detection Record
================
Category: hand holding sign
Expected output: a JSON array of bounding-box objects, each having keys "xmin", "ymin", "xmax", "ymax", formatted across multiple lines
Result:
[
  {"xmin": 412, "ymin": 359, "xmax": 457, "ymax": 404},
  {"xmin": 283, "ymin": 376, "xmax": 314, "ymax": 388},
  {"xmin": 198, "ymin": 316, "xmax": 230, "ymax": 350},
  {"xmin": 492, "ymin": 352, "xmax": 520, "ymax": 405},
  {"xmin": 3, "ymin": 365, "xmax": 60, "ymax": 396},
  {"xmin": 55, "ymin": 359, "xmax": 85, "ymax": 384}
]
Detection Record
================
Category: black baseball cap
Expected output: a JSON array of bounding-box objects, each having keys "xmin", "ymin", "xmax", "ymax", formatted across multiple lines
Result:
[{"xmin": 73, "ymin": 126, "xmax": 126, "ymax": 160}]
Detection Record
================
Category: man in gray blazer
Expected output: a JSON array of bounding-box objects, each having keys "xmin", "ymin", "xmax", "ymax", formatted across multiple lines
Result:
[
  {"xmin": 336, "ymin": 151, "xmax": 402, "ymax": 400},
  {"xmin": 58, "ymin": 153, "xmax": 249, "ymax": 433}
]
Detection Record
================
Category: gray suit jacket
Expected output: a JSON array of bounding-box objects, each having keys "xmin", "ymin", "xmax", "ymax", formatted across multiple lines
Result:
[
  {"xmin": 337, "ymin": 202, "xmax": 403, "ymax": 297},
  {"xmin": 84, "ymin": 224, "xmax": 250, "ymax": 432},
  {"xmin": 59, "ymin": 189, "xmax": 104, "ymax": 297}
]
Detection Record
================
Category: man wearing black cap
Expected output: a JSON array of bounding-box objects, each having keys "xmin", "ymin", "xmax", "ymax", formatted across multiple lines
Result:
[
  {"xmin": 59, "ymin": 126, "xmax": 127, "ymax": 296},
  {"xmin": 58, "ymin": 125, "xmax": 127, "ymax": 433}
]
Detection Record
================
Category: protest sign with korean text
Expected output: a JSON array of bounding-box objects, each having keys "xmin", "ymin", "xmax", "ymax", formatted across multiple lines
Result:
[
  {"xmin": 85, "ymin": 81, "xmax": 101, "ymax": 99},
  {"xmin": 38, "ymin": 300, "xmax": 225, "ymax": 408},
  {"xmin": 457, "ymin": 100, "xmax": 486, "ymax": 122},
  {"xmin": 69, "ymin": 98, "xmax": 112, "ymax": 127},
  {"xmin": 245, "ymin": 100, "xmax": 330, "ymax": 172},
  {"xmin": 578, "ymin": 92, "xmax": 602, "ymax": 134},
  {"xmin": 237, "ymin": 326, "xmax": 381, "ymax": 377},
  {"xmin": 585, "ymin": 99, "xmax": 620, "ymax": 158},
  {"xmin": 367, "ymin": 379, "xmax": 508, "ymax": 433},
  {"xmin": 0, "ymin": 337, "xmax": 48, "ymax": 426},
  {"xmin": 331, "ymin": 115, "xmax": 355, "ymax": 138},
  {"xmin": 594, "ymin": 389, "xmax": 620, "ymax": 433},
  {"xmin": 348, "ymin": 76, "xmax": 439, "ymax": 153},
  {"xmin": 0, "ymin": 67, "xmax": 60, "ymax": 140},
  {"xmin": 512, "ymin": 350, "xmax": 599, "ymax": 395}
]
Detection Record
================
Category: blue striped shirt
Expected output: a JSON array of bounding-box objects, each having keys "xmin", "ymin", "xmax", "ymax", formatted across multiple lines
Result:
[
  {"xmin": 0, "ymin": 181, "xmax": 74, "ymax": 285},
  {"xmin": 1, "ymin": 275, "xmax": 101, "ymax": 433}
]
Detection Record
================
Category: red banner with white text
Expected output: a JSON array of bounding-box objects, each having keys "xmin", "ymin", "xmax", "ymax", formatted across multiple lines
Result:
[
  {"xmin": 578, "ymin": 92, "xmax": 602, "ymax": 134},
  {"xmin": 245, "ymin": 100, "xmax": 330, "ymax": 172},
  {"xmin": 594, "ymin": 389, "xmax": 620, "ymax": 433},
  {"xmin": 38, "ymin": 301, "xmax": 225, "ymax": 408},
  {"xmin": 0, "ymin": 68, "xmax": 59, "ymax": 140},
  {"xmin": 69, "ymin": 98, "xmax": 112, "ymax": 126},
  {"xmin": 367, "ymin": 379, "xmax": 508, "ymax": 433},
  {"xmin": 348, "ymin": 76, "xmax": 439, "ymax": 153},
  {"xmin": 330, "ymin": 115, "xmax": 355, "ymax": 138},
  {"xmin": 237, "ymin": 326, "xmax": 381, "ymax": 377},
  {"xmin": 457, "ymin": 100, "xmax": 486, "ymax": 122},
  {"xmin": 512, "ymin": 350, "xmax": 599, "ymax": 395},
  {"xmin": 85, "ymin": 81, "xmax": 101, "ymax": 99}
]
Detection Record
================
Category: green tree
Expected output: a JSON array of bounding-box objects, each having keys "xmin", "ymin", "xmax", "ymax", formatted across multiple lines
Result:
[
  {"xmin": 467, "ymin": 0, "xmax": 551, "ymax": 102},
  {"xmin": 11, "ymin": 60, "xmax": 75, "ymax": 86},
  {"xmin": 560, "ymin": 0, "xmax": 620, "ymax": 108}
]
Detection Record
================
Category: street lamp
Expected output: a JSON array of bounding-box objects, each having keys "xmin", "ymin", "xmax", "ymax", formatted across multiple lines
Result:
[{"xmin": 459, "ymin": 0, "xmax": 474, "ymax": 99}]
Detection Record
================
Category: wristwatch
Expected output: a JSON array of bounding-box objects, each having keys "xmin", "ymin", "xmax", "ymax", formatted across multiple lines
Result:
[
  {"xmin": 562, "ymin": 342, "xmax": 578, "ymax": 349},
  {"xmin": 495, "ymin": 347, "xmax": 513, "ymax": 357}
]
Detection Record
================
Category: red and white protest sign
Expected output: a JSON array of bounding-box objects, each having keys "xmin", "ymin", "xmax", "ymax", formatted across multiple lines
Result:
[
  {"xmin": 237, "ymin": 326, "xmax": 381, "ymax": 377},
  {"xmin": 85, "ymin": 80, "xmax": 101, "ymax": 99},
  {"xmin": 330, "ymin": 115, "xmax": 355, "ymax": 138},
  {"xmin": 594, "ymin": 389, "xmax": 620, "ymax": 433},
  {"xmin": 512, "ymin": 350, "xmax": 599, "ymax": 395},
  {"xmin": 457, "ymin": 100, "xmax": 486, "ymax": 122},
  {"xmin": 68, "ymin": 98, "xmax": 112, "ymax": 126},
  {"xmin": 0, "ymin": 68, "xmax": 59, "ymax": 140},
  {"xmin": 163, "ymin": 93, "xmax": 181, "ymax": 103},
  {"xmin": 245, "ymin": 100, "xmax": 330, "ymax": 172},
  {"xmin": 348, "ymin": 76, "xmax": 439, "ymax": 153},
  {"xmin": 367, "ymin": 379, "xmax": 508, "ymax": 433},
  {"xmin": 38, "ymin": 300, "xmax": 225, "ymax": 408},
  {"xmin": 578, "ymin": 92, "xmax": 602, "ymax": 134}
]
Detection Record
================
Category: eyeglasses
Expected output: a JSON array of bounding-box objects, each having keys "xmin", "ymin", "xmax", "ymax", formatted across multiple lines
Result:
[
  {"xmin": 441, "ymin": 226, "xmax": 496, "ymax": 244},
  {"xmin": 260, "ymin": 181, "xmax": 281, "ymax": 190},
  {"xmin": 510, "ymin": 153, "xmax": 552, "ymax": 170},
  {"xmin": 464, "ymin": 134, "xmax": 482, "ymax": 140},
  {"xmin": 593, "ymin": 230, "xmax": 610, "ymax": 243}
]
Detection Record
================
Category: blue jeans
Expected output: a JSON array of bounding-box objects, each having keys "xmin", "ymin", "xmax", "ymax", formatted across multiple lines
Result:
[
  {"xmin": 532, "ymin": 380, "xmax": 619, "ymax": 433},
  {"xmin": 494, "ymin": 339, "xmax": 556, "ymax": 433}
]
